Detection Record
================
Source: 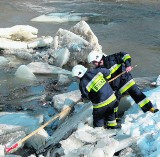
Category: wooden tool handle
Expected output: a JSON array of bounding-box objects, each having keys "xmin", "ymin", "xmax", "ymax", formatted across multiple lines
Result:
[
  {"xmin": 18, "ymin": 99, "xmax": 81, "ymax": 145},
  {"xmin": 108, "ymin": 65, "xmax": 137, "ymax": 83}
]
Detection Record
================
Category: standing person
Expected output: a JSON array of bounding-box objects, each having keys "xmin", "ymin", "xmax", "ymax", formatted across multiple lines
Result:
[
  {"xmin": 87, "ymin": 51, "xmax": 159, "ymax": 120},
  {"xmin": 72, "ymin": 64, "xmax": 120, "ymax": 129}
]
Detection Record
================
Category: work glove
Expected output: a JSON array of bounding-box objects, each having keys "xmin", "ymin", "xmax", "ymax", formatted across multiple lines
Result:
[{"xmin": 149, "ymin": 108, "xmax": 159, "ymax": 113}]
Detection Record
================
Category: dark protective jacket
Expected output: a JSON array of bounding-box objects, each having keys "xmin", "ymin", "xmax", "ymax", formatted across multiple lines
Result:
[
  {"xmin": 79, "ymin": 67, "xmax": 117, "ymax": 128},
  {"xmin": 101, "ymin": 52, "xmax": 153, "ymax": 112},
  {"xmin": 79, "ymin": 67, "xmax": 116, "ymax": 108},
  {"xmin": 102, "ymin": 51, "xmax": 133, "ymax": 93}
]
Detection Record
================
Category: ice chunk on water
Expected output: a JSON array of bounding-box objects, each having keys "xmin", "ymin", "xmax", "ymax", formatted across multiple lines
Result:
[
  {"xmin": 0, "ymin": 56, "xmax": 9, "ymax": 66},
  {"xmin": 53, "ymin": 48, "xmax": 70, "ymax": 67},
  {"xmin": 15, "ymin": 65, "xmax": 37, "ymax": 81},
  {"xmin": 31, "ymin": 13, "xmax": 82, "ymax": 23}
]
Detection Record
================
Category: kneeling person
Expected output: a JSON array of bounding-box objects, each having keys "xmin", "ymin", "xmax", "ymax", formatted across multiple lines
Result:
[{"xmin": 72, "ymin": 65, "xmax": 119, "ymax": 129}]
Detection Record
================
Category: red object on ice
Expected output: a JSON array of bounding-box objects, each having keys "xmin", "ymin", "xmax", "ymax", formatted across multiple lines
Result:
[{"xmin": 5, "ymin": 143, "xmax": 19, "ymax": 153}]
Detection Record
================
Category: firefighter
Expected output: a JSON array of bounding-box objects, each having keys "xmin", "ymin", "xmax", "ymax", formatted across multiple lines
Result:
[
  {"xmin": 87, "ymin": 51, "xmax": 159, "ymax": 120},
  {"xmin": 72, "ymin": 64, "xmax": 120, "ymax": 129}
]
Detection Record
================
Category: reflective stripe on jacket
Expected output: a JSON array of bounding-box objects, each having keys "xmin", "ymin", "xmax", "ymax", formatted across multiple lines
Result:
[
  {"xmin": 102, "ymin": 51, "xmax": 133, "ymax": 92},
  {"xmin": 93, "ymin": 93, "xmax": 116, "ymax": 109},
  {"xmin": 86, "ymin": 72, "xmax": 106, "ymax": 92},
  {"xmin": 79, "ymin": 67, "xmax": 116, "ymax": 105}
]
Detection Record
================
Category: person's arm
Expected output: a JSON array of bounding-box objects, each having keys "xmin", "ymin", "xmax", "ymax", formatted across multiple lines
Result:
[
  {"xmin": 115, "ymin": 51, "xmax": 132, "ymax": 72},
  {"xmin": 100, "ymin": 68, "xmax": 111, "ymax": 80},
  {"xmin": 79, "ymin": 80, "xmax": 90, "ymax": 102}
]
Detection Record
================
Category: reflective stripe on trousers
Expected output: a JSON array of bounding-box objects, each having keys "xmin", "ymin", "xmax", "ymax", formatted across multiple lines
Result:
[
  {"xmin": 107, "ymin": 120, "xmax": 117, "ymax": 127},
  {"xmin": 119, "ymin": 79, "xmax": 135, "ymax": 94},
  {"xmin": 114, "ymin": 107, "xmax": 118, "ymax": 113},
  {"xmin": 138, "ymin": 97, "xmax": 150, "ymax": 108},
  {"xmin": 93, "ymin": 93, "xmax": 116, "ymax": 109}
]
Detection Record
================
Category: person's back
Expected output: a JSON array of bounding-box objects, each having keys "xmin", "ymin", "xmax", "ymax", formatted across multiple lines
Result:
[
  {"xmin": 79, "ymin": 67, "xmax": 115, "ymax": 105},
  {"xmin": 72, "ymin": 65, "xmax": 119, "ymax": 129}
]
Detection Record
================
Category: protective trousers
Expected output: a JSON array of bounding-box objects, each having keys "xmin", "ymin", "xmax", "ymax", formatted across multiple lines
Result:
[
  {"xmin": 127, "ymin": 84, "xmax": 153, "ymax": 112},
  {"xmin": 93, "ymin": 100, "xmax": 117, "ymax": 128},
  {"xmin": 114, "ymin": 84, "xmax": 153, "ymax": 117},
  {"xmin": 114, "ymin": 92, "xmax": 122, "ymax": 119}
]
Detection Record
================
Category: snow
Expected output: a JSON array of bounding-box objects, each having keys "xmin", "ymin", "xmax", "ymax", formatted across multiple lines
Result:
[
  {"xmin": 57, "ymin": 86, "xmax": 160, "ymax": 157},
  {"xmin": 120, "ymin": 86, "xmax": 160, "ymax": 156}
]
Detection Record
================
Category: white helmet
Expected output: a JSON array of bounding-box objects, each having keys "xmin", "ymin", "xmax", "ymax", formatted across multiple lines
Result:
[
  {"xmin": 88, "ymin": 51, "xmax": 103, "ymax": 63},
  {"xmin": 72, "ymin": 65, "xmax": 87, "ymax": 78}
]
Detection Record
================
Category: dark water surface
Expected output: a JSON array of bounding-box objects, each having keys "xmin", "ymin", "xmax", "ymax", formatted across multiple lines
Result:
[{"xmin": 0, "ymin": 0, "xmax": 160, "ymax": 95}]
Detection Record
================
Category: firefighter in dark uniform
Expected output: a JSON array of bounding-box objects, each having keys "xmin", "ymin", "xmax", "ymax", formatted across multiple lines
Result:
[
  {"xmin": 87, "ymin": 51, "xmax": 159, "ymax": 120},
  {"xmin": 72, "ymin": 64, "xmax": 120, "ymax": 129}
]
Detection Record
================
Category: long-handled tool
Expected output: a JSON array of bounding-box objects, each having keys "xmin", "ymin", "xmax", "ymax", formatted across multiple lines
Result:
[
  {"xmin": 5, "ymin": 100, "xmax": 80, "ymax": 154},
  {"xmin": 108, "ymin": 65, "xmax": 137, "ymax": 83},
  {"xmin": 5, "ymin": 65, "xmax": 137, "ymax": 154}
]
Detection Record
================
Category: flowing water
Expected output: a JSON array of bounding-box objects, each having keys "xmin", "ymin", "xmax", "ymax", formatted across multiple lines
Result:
[{"xmin": 0, "ymin": 0, "xmax": 160, "ymax": 97}]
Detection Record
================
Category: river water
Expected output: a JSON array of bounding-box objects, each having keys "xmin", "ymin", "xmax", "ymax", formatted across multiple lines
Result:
[
  {"xmin": 0, "ymin": 0, "xmax": 160, "ymax": 77},
  {"xmin": 0, "ymin": 0, "xmax": 160, "ymax": 95}
]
